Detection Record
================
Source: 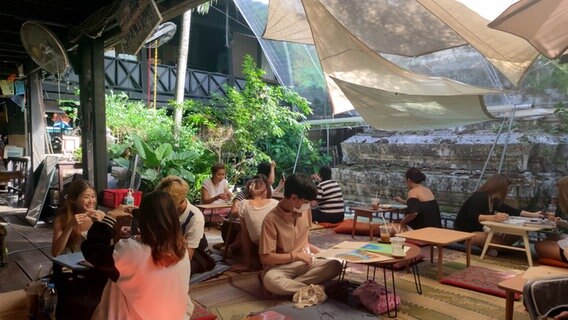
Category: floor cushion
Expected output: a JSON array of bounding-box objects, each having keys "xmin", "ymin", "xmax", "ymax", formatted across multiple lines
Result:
[
  {"xmin": 538, "ymin": 257, "xmax": 568, "ymax": 269},
  {"xmin": 440, "ymin": 266, "xmax": 521, "ymax": 299},
  {"xmin": 318, "ymin": 222, "xmax": 342, "ymax": 229},
  {"xmin": 334, "ymin": 219, "xmax": 400, "ymax": 237}
]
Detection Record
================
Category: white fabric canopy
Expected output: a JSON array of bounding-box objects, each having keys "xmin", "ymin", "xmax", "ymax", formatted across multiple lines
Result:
[
  {"xmin": 298, "ymin": 0, "xmax": 500, "ymax": 130},
  {"xmin": 489, "ymin": 0, "xmax": 568, "ymax": 59},
  {"xmin": 263, "ymin": 0, "xmax": 539, "ymax": 87}
]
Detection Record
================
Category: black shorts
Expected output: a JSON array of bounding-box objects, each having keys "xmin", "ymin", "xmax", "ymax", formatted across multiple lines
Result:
[{"xmin": 560, "ymin": 247, "xmax": 568, "ymax": 263}]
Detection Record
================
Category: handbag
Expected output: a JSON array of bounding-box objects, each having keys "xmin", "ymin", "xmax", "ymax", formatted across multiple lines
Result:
[
  {"xmin": 190, "ymin": 247, "xmax": 216, "ymax": 276},
  {"xmin": 182, "ymin": 210, "xmax": 216, "ymax": 276},
  {"xmin": 352, "ymin": 280, "xmax": 401, "ymax": 315}
]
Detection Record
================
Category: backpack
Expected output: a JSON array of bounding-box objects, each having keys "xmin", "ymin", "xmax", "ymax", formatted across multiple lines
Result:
[{"xmin": 181, "ymin": 210, "xmax": 216, "ymax": 275}]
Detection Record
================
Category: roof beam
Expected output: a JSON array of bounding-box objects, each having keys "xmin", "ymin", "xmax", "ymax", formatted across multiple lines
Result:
[{"xmin": 159, "ymin": 0, "xmax": 210, "ymax": 21}]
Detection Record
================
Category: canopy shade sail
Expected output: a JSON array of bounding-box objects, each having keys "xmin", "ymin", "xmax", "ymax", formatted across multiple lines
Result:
[
  {"xmin": 287, "ymin": 0, "xmax": 501, "ymax": 130},
  {"xmin": 263, "ymin": 0, "xmax": 539, "ymax": 87},
  {"xmin": 489, "ymin": 0, "xmax": 568, "ymax": 59},
  {"xmin": 332, "ymin": 78, "xmax": 494, "ymax": 131}
]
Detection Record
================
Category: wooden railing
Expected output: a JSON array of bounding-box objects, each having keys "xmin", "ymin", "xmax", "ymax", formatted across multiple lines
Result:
[{"xmin": 42, "ymin": 57, "xmax": 247, "ymax": 104}]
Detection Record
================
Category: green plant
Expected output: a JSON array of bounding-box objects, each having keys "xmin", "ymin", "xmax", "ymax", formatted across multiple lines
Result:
[
  {"xmin": 104, "ymin": 56, "xmax": 330, "ymax": 197},
  {"xmin": 209, "ymin": 55, "xmax": 330, "ymax": 183},
  {"xmin": 131, "ymin": 136, "xmax": 199, "ymax": 190},
  {"xmin": 553, "ymin": 102, "xmax": 568, "ymax": 133}
]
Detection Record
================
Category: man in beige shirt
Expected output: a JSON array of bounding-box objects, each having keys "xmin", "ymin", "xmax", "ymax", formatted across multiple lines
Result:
[{"xmin": 259, "ymin": 173, "xmax": 342, "ymax": 296}]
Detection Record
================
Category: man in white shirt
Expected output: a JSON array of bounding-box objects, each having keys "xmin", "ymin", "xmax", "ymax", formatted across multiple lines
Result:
[{"xmin": 155, "ymin": 175, "xmax": 205, "ymax": 259}]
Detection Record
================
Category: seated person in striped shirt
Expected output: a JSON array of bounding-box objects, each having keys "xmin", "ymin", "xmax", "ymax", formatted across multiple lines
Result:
[{"xmin": 310, "ymin": 166, "xmax": 345, "ymax": 224}]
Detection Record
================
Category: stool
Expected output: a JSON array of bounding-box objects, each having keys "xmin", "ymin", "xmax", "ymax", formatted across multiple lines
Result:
[{"xmin": 0, "ymin": 224, "xmax": 7, "ymax": 267}]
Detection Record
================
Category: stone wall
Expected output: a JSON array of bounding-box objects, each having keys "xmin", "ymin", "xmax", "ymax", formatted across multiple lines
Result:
[{"xmin": 336, "ymin": 118, "xmax": 568, "ymax": 213}]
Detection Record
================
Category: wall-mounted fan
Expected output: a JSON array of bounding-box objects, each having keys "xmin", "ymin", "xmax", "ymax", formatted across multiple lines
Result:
[
  {"xmin": 143, "ymin": 22, "xmax": 177, "ymax": 48},
  {"xmin": 20, "ymin": 21, "xmax": 69, "ymax": 74}
]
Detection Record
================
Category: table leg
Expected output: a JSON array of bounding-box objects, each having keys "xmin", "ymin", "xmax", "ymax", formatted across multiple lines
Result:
[
  {"xmin": 504, "ymin": 290, "xmax": 514, "ymax": 320},
  {"xmin": 480, "ymin": 230, "xmax": 495, "ymax": 260},
  {"xmin": 352, "ymin": 213, "xmax": 357, "ymax": 239},
  {"xmin": 383, "ymin": 266, "xmax": 398, "ymax": 318},
  {"xmin": 465, "ymin": 239, "xmax": 472, "ymax": 267},
  {"xmin": 522, "ymin": 232, "xmax": 533, "ymax": 267},
  {"xmin": 369, "ymin": 215, "xmax": 373, "ymax": 241},
  {"xmin": 339, "ymin": 260, "xmax": 348, "ymax": 283},
  {"xmin": 437, "ymin": 245, "xmax": 444, "ymax": 281},
  {"xmin": 411, "ymin": 260, "xmax": 423, "ymax": 294},
  {"xmin": 222, "ymin": 222, "xmax": 233, "ymax": 260},
  {"xmin": 430, "ymin": 245, "xmax": 434, "ymax": 263}
]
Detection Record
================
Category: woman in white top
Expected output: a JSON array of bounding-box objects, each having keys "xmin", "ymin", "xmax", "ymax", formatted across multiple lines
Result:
[
  {"xmin": 201, "ymin": 163, "xmax": 232, "ymax": 205},
  {"xmin": 231, "ymin": 176, "xmax": 278, "ymax": 272},
  {"xmin": 82, "ymin": 191, "xmax": 192, "ymax": 320}
]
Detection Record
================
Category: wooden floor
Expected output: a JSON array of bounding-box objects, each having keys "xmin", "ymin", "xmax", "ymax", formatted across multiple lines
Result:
[
  {"xmin": 0, "ymin": 211, "xmax": 54, "ymax": 293},
  {"xmin": 0, "ymin": 200, "xmax": 225, "ymax": 294}
]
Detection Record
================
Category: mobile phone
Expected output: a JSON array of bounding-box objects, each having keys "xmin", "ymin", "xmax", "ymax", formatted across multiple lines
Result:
[{"xmin": 281, "ymin": 172, "xmax": 286, "ymax": 180}]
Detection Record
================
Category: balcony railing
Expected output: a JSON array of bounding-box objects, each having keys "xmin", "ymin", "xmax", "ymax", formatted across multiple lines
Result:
[{"xmin": 42, "ymin": 56, "xmax": 247, "ymax": 104}]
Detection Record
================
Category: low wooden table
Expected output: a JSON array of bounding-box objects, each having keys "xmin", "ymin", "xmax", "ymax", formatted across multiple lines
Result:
[
  {"xmin": 350, "ymin": 205, "xmax": 407, "ymax": 241},
  {"xmin": 480, "ymin": 221, "xmax": 550, "ymax": 267},
  {"xmin": 397, "ymin": 227, "xmax": 476, "ymax": 280},
  {"xmin": 196, "ymin": 203, "xmax": 233, "ymax": 230},
  {"xmin": 498, "ymin": 266, "xmax": 568, "ymax": 320},
  {"xmin": 325, "ymin": 242, "xmax": 422, "ymax": 318}
]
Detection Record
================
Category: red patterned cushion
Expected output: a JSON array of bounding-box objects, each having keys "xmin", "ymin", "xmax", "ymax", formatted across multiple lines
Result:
[
  {"xmin": 191, "ymin": 300, "xmax": 217, "ymax": 320},
  {"xmin": 538, "ymin": 257, "xmax": 568, "ymax": 268},
  {"xmin": 440, "ymin": 266, "xmax": 521, "ymax": 299}
]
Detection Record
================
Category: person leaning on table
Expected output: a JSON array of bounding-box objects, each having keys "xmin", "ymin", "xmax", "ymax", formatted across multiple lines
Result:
[
  {"xmin": 535, "ymin": 177, "xmax": 568, "ymax": 263},
  {"xmin": 453, "ymin": 174, "xmax": 543, "ymax": 254},
  {"xmin": 259, "ymin": 173, "xmax": 342, "ymax": 296}
]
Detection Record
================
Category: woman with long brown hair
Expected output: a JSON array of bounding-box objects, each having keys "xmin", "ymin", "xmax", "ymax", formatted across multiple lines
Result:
[
  {"xmin": 82, "ymin": 191, "xmax": 192, "ymax": 319},
  {"xmin": 535, "ymin": 177, "xmax": 568, "ymax": 263},
  {"xmin": 454, "ymin": 174, "xmax": 542, "ymax": 252},
  {"xmin": 231, "ymin": 175, "xmax": 278, "ymax": 272},
  {"xmin": 52, "ymin": 179, "xmax": 105, "ymax": 256}
]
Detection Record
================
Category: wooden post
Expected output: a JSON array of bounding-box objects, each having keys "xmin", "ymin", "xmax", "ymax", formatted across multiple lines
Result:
[{"xmin": 78, "ymin": 38, "xmax": 108, "ymax": 195}]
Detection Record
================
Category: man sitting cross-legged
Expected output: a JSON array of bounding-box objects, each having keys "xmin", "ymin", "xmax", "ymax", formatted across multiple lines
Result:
[{"xmin": 259, "ymin": 173, "xmax": 342, "ymax": 296}]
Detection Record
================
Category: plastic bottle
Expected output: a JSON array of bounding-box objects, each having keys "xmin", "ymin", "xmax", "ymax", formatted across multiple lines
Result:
[
  {"xmin": 40, "ymin": 283, "xmax": 57, "ymax": 319},
  {"xmin": 123, "ymin": 188, "xmax": 135, "ymax": 206}
]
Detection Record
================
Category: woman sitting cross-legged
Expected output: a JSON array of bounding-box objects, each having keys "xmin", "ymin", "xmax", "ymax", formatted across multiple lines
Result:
[
  {"xmin": 230, "ymin": 176, "xmax": 278, "ymax": 272},
  {"xmin": 394, "ymin": 167, "xmax": 441, "ymax": 231},
  {"xmin": 454, "ymin": 174, "xmax": 542, "ymax": 255},
  {"xmin": 535, "ymin": 177, "xmax": 568, "ymax": 263},
  {"xmin": 82, "ymin": 191, "xmax": 193, "ymax": 319}
]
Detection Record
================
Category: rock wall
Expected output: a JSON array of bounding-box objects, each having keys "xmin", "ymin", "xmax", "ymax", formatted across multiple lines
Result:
[{"xmin": 336, "ymin": 118, "xmax": 568, "ymax": 213}]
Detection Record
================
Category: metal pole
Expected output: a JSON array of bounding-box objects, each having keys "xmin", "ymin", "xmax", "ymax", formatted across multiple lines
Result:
[
  {"xmin": 293, "ymin": 132, "xmax": 304, "ymax": 173},
  {"xmin": 475, "ymin": 118, "xmax": 507, "ymax": 190},
  {"xmin": 498, "ymin": 105, "xmax": 517, "ymax": 174}
]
